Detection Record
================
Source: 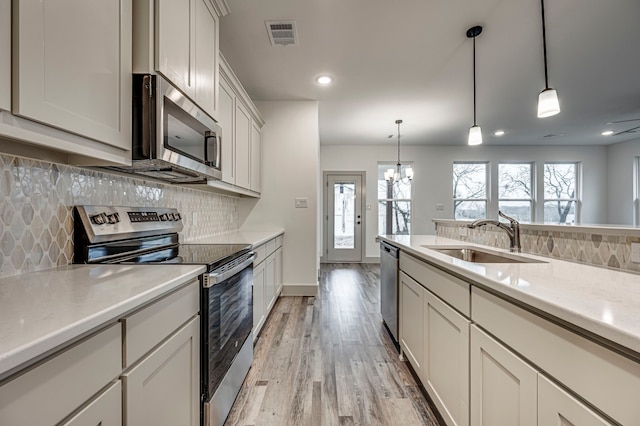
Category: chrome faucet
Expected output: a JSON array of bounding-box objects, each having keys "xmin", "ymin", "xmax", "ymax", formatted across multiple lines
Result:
[{"xmin": 467, "ymin": 211, "xmax": 521, "ymax": 253}]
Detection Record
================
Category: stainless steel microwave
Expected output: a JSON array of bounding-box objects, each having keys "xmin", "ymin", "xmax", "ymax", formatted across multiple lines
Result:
[{"xmin": 111, "ymin": 74, "xmax": 222, "ymax": 183}]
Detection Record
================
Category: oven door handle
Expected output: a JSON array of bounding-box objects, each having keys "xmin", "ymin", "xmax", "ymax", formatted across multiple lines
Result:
[{"xmin": 204, "ymin": 253, "xmax": 256, "ymax": 287}]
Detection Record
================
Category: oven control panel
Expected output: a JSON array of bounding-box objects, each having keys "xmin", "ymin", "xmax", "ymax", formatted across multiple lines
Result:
[{"xmin": 75, "ymin": 205, "xmax": 184, "ymax": 243}]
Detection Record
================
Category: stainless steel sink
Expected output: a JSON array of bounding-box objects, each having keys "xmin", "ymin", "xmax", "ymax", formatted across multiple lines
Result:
[{"xmin": 422, "ymin": 246, "xmax": 546, "ymax": 264}]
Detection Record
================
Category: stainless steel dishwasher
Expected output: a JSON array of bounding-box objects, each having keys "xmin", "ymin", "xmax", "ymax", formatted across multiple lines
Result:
[{"xmin": 380, "ymin": 241, "xmax": 399, "ymax": 346}]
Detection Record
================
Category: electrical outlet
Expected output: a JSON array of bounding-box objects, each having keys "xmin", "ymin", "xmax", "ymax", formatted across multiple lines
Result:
[
  {"xmin": 631, "ymin": 243, "xmax": 640, "ymax": 263},
  {"xmin": 295, "ymin": 197, "xmax": 308, "ymax": 208},
  {"xmin": 458, "ymin": 227, "xmax": 468, "ymax": 237},
  {"xmin": 435, "ymin": 204, "xmax": 444, "ymax": 211}
]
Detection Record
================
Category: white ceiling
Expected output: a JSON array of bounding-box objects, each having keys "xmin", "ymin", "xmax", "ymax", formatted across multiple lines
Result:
[{"xmin": 219, "ymin": 0, "xmax": 640, "ymax": 147}]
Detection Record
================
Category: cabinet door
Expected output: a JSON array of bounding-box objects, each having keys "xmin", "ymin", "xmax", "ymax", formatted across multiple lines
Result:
[
  {"xmin": 275, "ymin": 247, "xmax": 283, "ymax": 294},
  {"xmin": 253, "ymin": 260, "xmax": 266, "ymax": 339},
  {"xmin": 122, "ymin": 316, "xmax": 200, "ymax": 426},
  {"xmin": 538, "ymin": 375, "xmax": 613, "ymax": 426},
  {"xmin": 265, "ymin": 252, "xmax": 276, "ymax": 313},
  {"xmin": 250, "ymin": 121, "xmax": 262, "ymax": 193},
  {"xmin": 470, "ymin": 325, "xmax": 537, "ymax": 426},
  {"xmin": 193, "ymin": 0, "xmax": 218, "ymax": 118},
  {"xmin": 235, "ymin": 101, "xmax": 251, "ymax": 189},
  {"xmin": 423, "ymin": 290, "xmax": 470, "ymax": 426},
  {"xmin": 61, "ymin": 381, "xmax": 122, "ymax": 426},
  {"xmin": 0, "ymin": 0, "xmax": 9, "ymax": 111},
  {"xmin": 399, "ymin": 272, "xmax": 424, "ymax": 375},
  {"xmin": 157, "ymin": 0, "xmax": 194, "ymax": 98},
  {"xmin": 219, "ymin": 77, "xmax": 235, "ymax": 184},
  {"xmin": 13, "ymin": 0, "xmax": 131, "ymax": 150}
]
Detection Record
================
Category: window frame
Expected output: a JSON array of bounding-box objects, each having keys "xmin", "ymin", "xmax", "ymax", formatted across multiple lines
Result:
[
  {"xmin": 497, "ymin": 162, "xmax": 535, "ymax": 222},
  {"xmin": 634, "ymin": 157, "xmax": 640, "ymax": 226},
  {"xmin": 452, "ymin": 161, "xmax": 489, "ymax": 220},
  {"xmin": 377, "ymin": 162, "xmax": 413, "ymax": 235}
]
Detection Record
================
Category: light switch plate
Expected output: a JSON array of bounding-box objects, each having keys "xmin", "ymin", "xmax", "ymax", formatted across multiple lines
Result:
[
  {"xmin": 631, "ymin": 243, "xmax": 640, "ymax": 263},
  {"xmin": 295, "ymin": 197, "xmax": 308, "ymax": 208}
]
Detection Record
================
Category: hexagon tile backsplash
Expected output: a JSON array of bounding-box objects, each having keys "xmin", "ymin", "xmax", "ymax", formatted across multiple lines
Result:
[{"xmin": 0, "ymin": 153, "xmax": 239, "ymax": 278}]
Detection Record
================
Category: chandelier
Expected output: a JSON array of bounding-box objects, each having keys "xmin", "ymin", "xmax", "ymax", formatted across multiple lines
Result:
[{"xmin": 384, "ymin": 119, "xmax": 414, "ymax": 183}]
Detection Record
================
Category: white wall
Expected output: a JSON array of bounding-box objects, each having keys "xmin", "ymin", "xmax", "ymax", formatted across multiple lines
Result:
[
  {"xmin": 321, "ymin": 144, "xmax": 608, "ymax": 259},
  {"xmin": 239, "ymin": 101, "xmax": 320, "ymax": 292},
  {"xmin": 607, "ymin": 138, "xmax": 640, "ymax": 225}
]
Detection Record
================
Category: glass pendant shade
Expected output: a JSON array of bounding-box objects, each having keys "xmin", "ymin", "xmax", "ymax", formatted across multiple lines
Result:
[
  {"xmin": 468, "ymin": 125, "xmax": 483, "ymax": 146},
  {"xmin": 537, "ymin": 88, "xmax": 560, "ymax": 118},
  {"xmin": 405, "ymin": 166, "xmax": 414, "ymax": 180}
]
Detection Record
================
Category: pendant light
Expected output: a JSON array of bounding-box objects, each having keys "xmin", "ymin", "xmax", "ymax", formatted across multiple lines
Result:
[
  {"xmin": 384, "ymin": 119, "xmax": 413, "ymax": 183},
  {"xmin": 467, "ymin": 26, "xmax": 483, "ymax": 146},
  {"xmin": 537, "ymin": 0, "xmax": 560, "ymax": 118}
]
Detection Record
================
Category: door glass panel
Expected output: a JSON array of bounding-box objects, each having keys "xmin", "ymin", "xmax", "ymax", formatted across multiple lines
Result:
[{"xmin": 333, "ymin": 183, "xmax": 355, "ymax": 249}]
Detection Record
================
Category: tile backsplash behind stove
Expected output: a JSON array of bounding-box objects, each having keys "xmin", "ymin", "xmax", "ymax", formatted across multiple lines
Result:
[{"xmin": 0, "ymin": 153, "xmax": 240, "ymax": 278}]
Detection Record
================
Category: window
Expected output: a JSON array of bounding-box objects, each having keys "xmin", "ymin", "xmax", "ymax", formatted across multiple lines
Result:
[
  {"xmin": 543, "ymin": 163, "xmax": 579, "ymax": 224},
  {"xmin": 378, "ymin": 164, "xmax": 412, "ymax": 235},
  {"xmin": 453, "ymin": 162, "xmax": 487, "ymax": 220},
  {"xmin": 498, "ymin": 163, "xmax": 533, "ymax": 222}
]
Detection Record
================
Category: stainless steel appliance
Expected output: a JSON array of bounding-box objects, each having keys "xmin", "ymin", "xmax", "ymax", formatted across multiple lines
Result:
[
  {"xmin": 110, "ymin": 74, "xmax": 222, "ymax": 183},
  {"xmin": 380, "ymin": 241, "xmax": 399, "ymax": 347},
  {"xmin": 74, "ymin": 205, "xmax": 254, "ymax": 426}
]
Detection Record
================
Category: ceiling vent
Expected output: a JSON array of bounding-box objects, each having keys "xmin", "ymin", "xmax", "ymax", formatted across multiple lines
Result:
[{"xmin": 266, "ymin": 21, "xmax": 298, "ymax": 46}]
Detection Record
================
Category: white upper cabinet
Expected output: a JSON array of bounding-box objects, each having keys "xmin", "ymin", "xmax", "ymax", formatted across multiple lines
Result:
[
  {"xmin": 193, "ymin": 0, "xmax": 219, "ymax": 117},
  {"xmin": 219, "ymin": 73, "xmax": 235, "ymax": 184},
  {"xmin": 13, "ymin": 0, "xmax": 131, "ymax": 150},
  {"xmin": 250, "ymin": 121, "xmax": 262, "ymax": 193},
  {"xmin": 138, "ymin": 0, "xmax": 219, "ymax": 120},
  {"xmin": 218, "ymin": 55, "xmax": 265, "ymax": 195},
  {"xmin": 235, "ymin": 101, "xmax": 251, "ymax": 190},
  {"xmin": 156, "ymin": 0, "xmax": 193, "ymax": 98},
  {"xmin": 0, "ymin": 0, "xmax": 10, "ymax": 112}
]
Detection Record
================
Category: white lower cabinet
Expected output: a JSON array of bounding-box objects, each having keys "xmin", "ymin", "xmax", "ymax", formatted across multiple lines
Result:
[
  {"xmin": 252, "ymin": 235, "xmax": 284, "ymax": 339},
  {"xmin": 538, "ymin": 375, "xmax": 612, "ymax": 426},
  {"xmin": 253, "ymin": 259, "xmax": 266, "ymax": 338},
  {"xmin": 423, "ymin": 290, "xmax": 469, "ymax": 426},
  {"xmin": 399, "ymin": 271, "xmax": 424, "ymax": 375},
  {"xmin": 122, "ymin": 316, "xmax": 200, "ymax": 426},
  {"xmin": 0, "ymin": 324, "xmax": 122, "ymax": 426},
  {"xmin": 470, "ymin": 325, "xmax": 537, "ymax": 426},
  {"xmin": 61, "ymin": 381, "xmax": 122, "ymax": 426}
]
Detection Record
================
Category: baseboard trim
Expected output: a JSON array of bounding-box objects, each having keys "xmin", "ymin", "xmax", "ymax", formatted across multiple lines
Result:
[
  {"xmin": 320, "ymin": 257, "xmax": 380, "ymax": 264},
  {"xmin": 281, "ymin": 284, "xmax": 318, "ymax": 297}
]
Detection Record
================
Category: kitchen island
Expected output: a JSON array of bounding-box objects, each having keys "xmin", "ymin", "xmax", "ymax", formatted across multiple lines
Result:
[{"xmin": 379, "ymin": 234, "xmax": 640, "ymax": 425}]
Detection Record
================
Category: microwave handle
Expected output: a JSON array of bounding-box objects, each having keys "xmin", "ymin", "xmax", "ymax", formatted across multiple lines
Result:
[{"xmin": 204, "ymin": 131, "xmax": 220, "ymax": 168}]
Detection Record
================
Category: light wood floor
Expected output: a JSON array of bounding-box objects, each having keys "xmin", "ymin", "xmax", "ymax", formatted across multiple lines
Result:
[{"xmin": 226, "ymin": 263, "xmax": 442, "ymax": 426}]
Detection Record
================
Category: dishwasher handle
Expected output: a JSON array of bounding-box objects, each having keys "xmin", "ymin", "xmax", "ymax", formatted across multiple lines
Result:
[{"xmin": 380, "ymin": 242, "xmax": 399, "ymax": 258}]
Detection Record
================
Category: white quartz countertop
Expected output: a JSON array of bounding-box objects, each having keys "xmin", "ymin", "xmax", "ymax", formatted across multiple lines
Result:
[
  {"xmin": 0, "ymin": 264, "xmax": 205, "ymax": 381},
  {"xmin": 379, "ymin": 234, "xmax": 640, "ymax": 357},
  {"xmin": 190, "ymin": 229, "xmax": 284, "ymax": 247}
]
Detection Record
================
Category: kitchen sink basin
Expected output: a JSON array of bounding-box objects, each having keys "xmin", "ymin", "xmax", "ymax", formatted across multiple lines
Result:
[{"xmin": 422, "ymin": 246, "xmax": 546, "ymax": 264}]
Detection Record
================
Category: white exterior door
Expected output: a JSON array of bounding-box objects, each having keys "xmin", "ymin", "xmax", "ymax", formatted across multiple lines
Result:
[{"xmin": 326, "ymin": 173, "xmax": 364, "ymax": 262}]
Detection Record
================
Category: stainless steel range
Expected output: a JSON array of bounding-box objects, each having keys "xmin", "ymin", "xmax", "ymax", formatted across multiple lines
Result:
[{"xmin": 73, "ymin": 205, "xmax": 254, "ymax": 426}]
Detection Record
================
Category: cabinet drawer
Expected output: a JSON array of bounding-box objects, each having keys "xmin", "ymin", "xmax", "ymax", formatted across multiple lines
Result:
[
  {"xmin": 472, "ymin": 287, "xmax": 640, "ymax": 425},
  {"xmin": 123, "ymin": 280, "xmax": 199, "ymax": 368},
  {"xmin": 400, "ymin": 252, "xmax": 470, "ymax": 317},
  {"xmin": 61, "ymin": 381, "xmax": 122, "ymax": 426},
  {"xmin": 253, "ymin": 243, "xmax": 266, "ymax": 265},
  {"xmin": 0, "ymin": 323, "xmax": 121, "ymax": 426},
  {"xmin": 275, "ymin": 235, "xmax": 283, "ymax": 249},
  {"xmin": 265, "ymin": 238, "xmax": 276, "ymax": 256}
]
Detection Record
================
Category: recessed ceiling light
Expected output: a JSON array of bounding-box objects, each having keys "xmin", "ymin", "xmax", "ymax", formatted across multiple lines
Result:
[
  {"xmin": 601, "ymin": 130, "xmax": 614, "ymax": 136},
  {"xmin": 316, "ymin": 75, "xmax": 332, "ymax": 85},
  {"xmin": 494, "ymin": 130, "xmax": 506, "ymax": 136}
]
